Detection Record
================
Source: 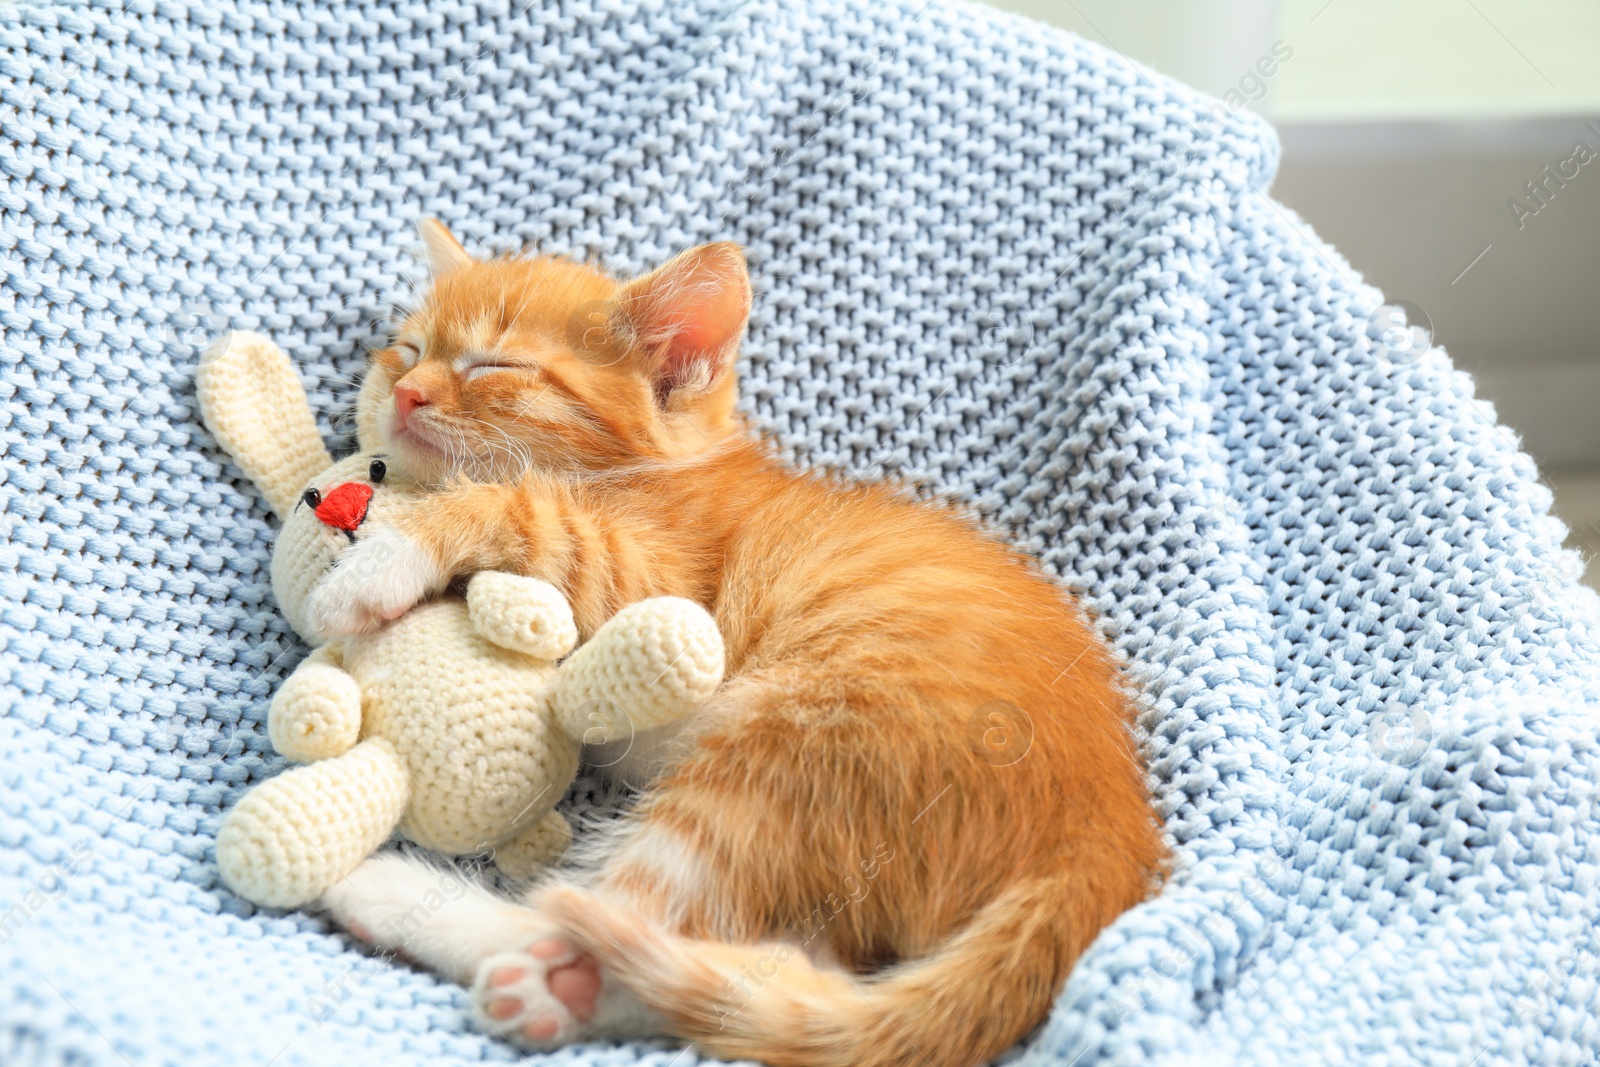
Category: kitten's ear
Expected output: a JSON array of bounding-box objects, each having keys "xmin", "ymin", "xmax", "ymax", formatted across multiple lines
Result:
[
  {"xmin": 418, "ymin": 218, "xmax": 472, "ymax": 276},
  {"xmin": 611, "ymin": 243, "xmax": 749, "ymax": 401}
]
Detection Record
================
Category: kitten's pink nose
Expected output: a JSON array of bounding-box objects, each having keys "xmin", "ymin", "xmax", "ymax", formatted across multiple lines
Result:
[{"xmin": 394, "ymin": 384, "xmax": 430, "ymax": 424}]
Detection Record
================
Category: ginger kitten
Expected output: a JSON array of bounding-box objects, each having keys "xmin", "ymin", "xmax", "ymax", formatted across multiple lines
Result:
[{"xmin": 315, "ymin": 220, "xmax": 1167, "ymax": 1067}]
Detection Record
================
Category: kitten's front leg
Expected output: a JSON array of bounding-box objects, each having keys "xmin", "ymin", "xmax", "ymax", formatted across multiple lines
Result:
[
  {"xmin": 308, "ymin": 519, "xmax": 448, "ymax": 637},
  {"xmin": 308, "ymin": 484, "xmax": 520, "ymax": 638},
  {"xmin": 310, "ymin": 476, "xmax": 667, "ymax": 640}
]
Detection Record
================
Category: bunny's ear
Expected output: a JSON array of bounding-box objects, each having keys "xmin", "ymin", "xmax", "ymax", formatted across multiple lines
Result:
[{"xmin": 197, "ymin": 331, "xmax": 334, "ymax": 520}]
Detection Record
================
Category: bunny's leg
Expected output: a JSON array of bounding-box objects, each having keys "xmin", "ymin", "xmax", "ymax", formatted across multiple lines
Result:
[
  {"xmin": 323, "ymin": 600, "xmax": 727, "ymax": 1047},
  {"xmin": 493, "ymin": 810, "xmax": 573, "ymax": 882},
  {"xmin": 217, "ymin": 738, "xmax": 409, "ymax": 908}
]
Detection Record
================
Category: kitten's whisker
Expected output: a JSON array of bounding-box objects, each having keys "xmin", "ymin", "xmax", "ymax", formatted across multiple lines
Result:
[{"xmin": 466, "ymin": 416, "xmax": 535, "ymax": 481}]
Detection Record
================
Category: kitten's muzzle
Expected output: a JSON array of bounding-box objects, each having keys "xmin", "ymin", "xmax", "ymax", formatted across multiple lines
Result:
[
  {"xmin": 312, "ymin": 482, "xmax": 374, "ymax": 533},
  {"xmin": 393, "ymin": 383, "xmax": 430, "ymax": 431}
]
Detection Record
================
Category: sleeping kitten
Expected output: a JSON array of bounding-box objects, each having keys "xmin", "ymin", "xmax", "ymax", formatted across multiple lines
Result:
[{"xmin": 317, "ymin": 220, "xmax": 1167, "ymax": 1067}]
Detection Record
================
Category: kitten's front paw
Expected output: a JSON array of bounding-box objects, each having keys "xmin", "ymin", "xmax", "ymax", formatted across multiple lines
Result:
[
  {"xmin": 309, "ymin": 525, "xmax": 444, "ymax": 638},
  {"xmin": 471, "ymin": 939, "xmax": 603, "ymax": 1050}
]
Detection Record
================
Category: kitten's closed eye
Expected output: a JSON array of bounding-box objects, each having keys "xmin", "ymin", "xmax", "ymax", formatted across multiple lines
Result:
[
  {"xmin": 394, "ymin": 339, "xmax": 423, "ymax": 368},
  {"xmin": 463, "ymin": 362, "xmax": 533, "ymax": 383}
]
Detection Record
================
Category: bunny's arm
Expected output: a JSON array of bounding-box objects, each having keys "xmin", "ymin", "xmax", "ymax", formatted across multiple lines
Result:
[
  {"xmin": 465, "ymin": 572, "xmax": 580, "ymax": 660},
  {"xmin": 545, "ymin": 597, "xmax": 725, "ymax": 744},
  {"xmin": 269, "ymin": 643, "xmax": 363, "ymax": 763}
]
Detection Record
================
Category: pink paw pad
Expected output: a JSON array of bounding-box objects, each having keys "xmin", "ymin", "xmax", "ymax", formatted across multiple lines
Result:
[
  {"xmin": 473, "ymin": 940, "xmax": 606, "ymax": 1046},
  {"xmin": 489, "ymin": 967, "xmax": 527, "ymax": 988},
  {"xmin": 522, "ymin": 1018, "xmax": 561, "ymax": 1041},
  {"xmin": 487, "ymin": 996, "xmax": 522, "ymax": 1021},
  {"xmin": 528, "ymin": 939, "xmax": 570, "ymax": 960},
  {"xmin": 547, "ymin": 955, "xmax": 603, "ymax": 1023}
]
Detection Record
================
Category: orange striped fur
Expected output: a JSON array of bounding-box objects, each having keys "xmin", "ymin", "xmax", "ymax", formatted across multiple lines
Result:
[{"xmin": 350, "ymin": 221, "xmax": 1167, "ymax": 1067}]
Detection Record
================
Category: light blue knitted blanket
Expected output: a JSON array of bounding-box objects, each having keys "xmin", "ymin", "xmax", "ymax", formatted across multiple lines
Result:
[{"xmin": 4, "ymin": 1, "xmax": 1599, "ymax": 1065}]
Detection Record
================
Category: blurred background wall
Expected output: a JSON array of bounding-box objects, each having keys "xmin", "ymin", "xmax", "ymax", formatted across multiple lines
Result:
[{"xmin": 981, "ymin": 0, "xmax": 1600, "ymax": 587}]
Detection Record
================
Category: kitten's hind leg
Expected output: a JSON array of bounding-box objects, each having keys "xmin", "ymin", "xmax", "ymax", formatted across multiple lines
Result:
[
  {"xmin": 319, "ymin": 852, "xmax": 550, "ymax": 985},
  {"xmin": 466, "ymin": 812, "xmax": 729, "ymax": 1050},
  {"xmin": 320, "ymin": 852, "xmax": 661, "ymax": 1049}
]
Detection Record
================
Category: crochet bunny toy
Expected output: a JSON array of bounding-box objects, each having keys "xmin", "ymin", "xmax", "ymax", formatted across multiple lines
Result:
[{"xmin": 196, "ymin": 331, "xmax": 724, "ymax": 909}]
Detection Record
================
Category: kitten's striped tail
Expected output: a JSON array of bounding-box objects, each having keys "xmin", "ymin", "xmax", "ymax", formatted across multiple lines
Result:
[{"xmin": 541, "ymin": 867, "xmax": 1108, "ymax": 1067}]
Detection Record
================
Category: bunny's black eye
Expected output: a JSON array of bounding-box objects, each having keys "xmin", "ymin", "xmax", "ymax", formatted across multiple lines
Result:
[
  {"xmin": 368, "ymin": 459, "xmax": 387, "ymax": 484},
  {"xmin": 301, "ymin": 488, "xmax": 322, "ymax": 510}
]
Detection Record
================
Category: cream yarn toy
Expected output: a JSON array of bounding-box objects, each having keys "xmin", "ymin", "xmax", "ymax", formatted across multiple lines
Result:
[{"xmin": 196, "ymin": 332, "xmax": 724, "ymax": 908}]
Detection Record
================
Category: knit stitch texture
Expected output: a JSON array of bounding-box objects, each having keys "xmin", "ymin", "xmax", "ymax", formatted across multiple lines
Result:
[{"xmin": 2, "ymin": 1, "xmax": 1599, "ymax": 1065}]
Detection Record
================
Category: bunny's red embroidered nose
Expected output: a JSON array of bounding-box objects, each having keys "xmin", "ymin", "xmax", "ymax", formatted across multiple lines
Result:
[{"xmin": 314, "ymin": 482, "xmax": 374, "ymax": 532}]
